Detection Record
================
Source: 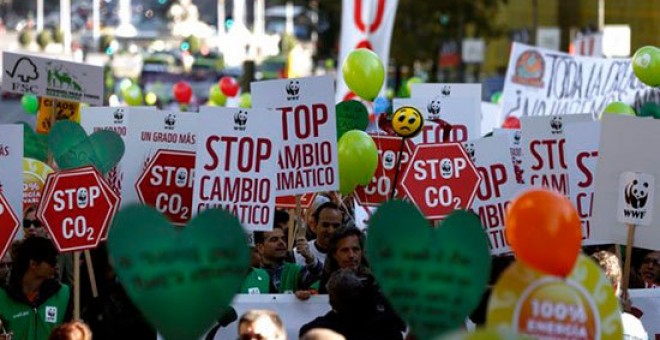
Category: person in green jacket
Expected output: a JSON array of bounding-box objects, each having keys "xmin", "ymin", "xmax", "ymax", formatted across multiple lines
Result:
[
  {"xmin": 0, "ymin": 237, "xmax": 71, "ymax": 340},
  {"xmin": 255, "ymin": 225, "xmax": 323, "ymax": 294}
]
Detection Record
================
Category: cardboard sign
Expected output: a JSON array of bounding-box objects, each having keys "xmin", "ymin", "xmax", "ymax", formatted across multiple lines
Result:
[
  {"xmin": 193, "ymin": 106, "xmax": 281, "ymax": 231},
  {"xmin": 0, "ymin": 125, "xmax": 23, "ymax": 225},
  {"xmin": 493, "ymin": 128, "xmax": 525, "ymax": 184},
  {"xmin": 465, "ymin": 136, "xmax": 523, "ymax": 255},
  {"xmin": 394, "ymin": 97, "xmax": 481, "ymax": 145},
  {"xmin": 617, "ymin": 172, "xmax": 655, "ymax": 226},
  {"xmin": 592, "ymin": 115, "xmax": 660, "ymax": 249},
  {"xmin": 23, "ymin": 158, "xmax": 53, "ymax": 215},
  {"xmin": 251, "ymin": 76, "xmax": 339, "ymax": 195},
  {"xmin": 502, "ymin": 43, "xmax": 660, "ymax": 119},
  {"xmin": 630, "ymin": 289, "xmax": 660, "ymax": 339},
  {"xmin": 2, "ymin": 51, "xmax": 104, "ymax": 105},
  {"xmin": 521, "ymin": 114, "xmax": 593, "ymax": 195},
  {"xmin": 411, "ymin": 83, "xmax": 482, "ymax": 100},
  {"xmin": 122, "ymin": 110, "xmax": 197, "ymax": 209},
  {"xmin": 481, "ymin": 102, "xmax": 503, "ymax": 136},
  {"xmin": 565, "ymin": 121, "xmax": 602, "ymax": 243},
  {"xmin": 36, "ymin": 97, "xmax": 80, "ymax": 134}
]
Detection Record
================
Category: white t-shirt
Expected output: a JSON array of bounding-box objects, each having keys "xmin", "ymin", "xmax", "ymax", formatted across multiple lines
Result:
[
  {"xmin": 294, "ymin": 239, "xmax": 327, "ymax": 267},
  {"xmin": 622, "ymin": 312, "xmax": 648, "ymax": 340}
]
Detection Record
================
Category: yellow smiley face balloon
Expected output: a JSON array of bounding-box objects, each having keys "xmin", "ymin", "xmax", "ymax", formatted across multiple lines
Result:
[{"xmin": 392, "ymin": 106, "xmax": 424, "ymax": 138}]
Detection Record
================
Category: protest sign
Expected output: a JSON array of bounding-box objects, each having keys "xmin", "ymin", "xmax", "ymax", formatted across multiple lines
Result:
[
  {"xmin": 122, "ymin": 110, "xmax": 197, "ymax": 213},
  {"xmin": 23, "ymin": 158, "xmax": 53, "ymax": 218},
  {"xmin": 193, "ymin": 106, "xmax": 281, "ymax": 231},
  {"xmin": 252, "ymin": 76, "xmax": 338, "ymax": 195},
  {"xmin": 36, "ymin": 97, "xmax": 80, "ymax": 134},
  {"xmin": 502, "ymin": 42, "xmax": 660, "ymax": 119},
  {"xmin": 0, "ymin": 125, "xmax": 23, "ymax": 225},
  {"xmin": 465, "ymin": 136, "xmax": 523, "ymax": 255},
  {"xmin": 592, "ymin": 115, "xmax": 660, "ymax": 250},
  {"xmin": 565, "ymin": 121, "xmax": 602, "ymax": 243},
  {"xmin": 630, "ymin": 289, "xmax": 660, "ymax": 339},
  {"xmin": 481, "ymin": 102, "xmax": 503, "ymax": 136},
  {"xmin": 2, "ymin": 51, "xmax": 104, "ymax": 105},
  {"xmin": 335, "ymin": 0, "xmax": 398, "ymax": 102},
  {"xmin": 394, "ymin": 97, "xmax": 481, "ymax": 145},
  {"xmin": 411, "ymin": 83, "xmax": 482, "ymax": 100},
  {"xmin": 521, "ymin": 114, "xmax": 592, "ymax": 195},
  {"xmin": 493, "ymin": 128, "xmax": 524, "ymax": 184}
]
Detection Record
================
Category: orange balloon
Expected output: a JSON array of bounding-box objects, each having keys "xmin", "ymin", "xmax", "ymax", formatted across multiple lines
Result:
[{"xmin": 505, "ymin": 189, "xmax": 582, "ymax": 277}]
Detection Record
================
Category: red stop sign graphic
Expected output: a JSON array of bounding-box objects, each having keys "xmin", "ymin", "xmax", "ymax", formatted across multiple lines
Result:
[
  {"xmin": 401, "ymin": 143, "xmax": 481, "ymax": 220},
  {"xmin": 355, "ymin": 136, "xmax": 414, "ymax": 207},
  {"xmin": 136, "ymin": 149, "xmax": 195, "ymax": 226},
  {"xmin": 0, "ymin": 191, "xmax": 20, "ymax": 259},
  {"xmin": 276, "ymin": 193, "xmax": 316, "ymax": 209},
  {"xmin": 38, "ymin": 167, "xmax": 120, "ymax": 252}
]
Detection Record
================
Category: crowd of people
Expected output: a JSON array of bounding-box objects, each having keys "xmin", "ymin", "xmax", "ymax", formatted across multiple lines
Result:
[{"xmin": 0, "ymin": 193, "xmax": 657, "ymax": 339}]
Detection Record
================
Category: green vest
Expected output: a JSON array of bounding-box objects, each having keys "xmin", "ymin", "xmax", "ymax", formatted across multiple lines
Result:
[
  {"xmin": 0, "ymin": 284, "xmax": 70, "ymax": 340},
  {"xmin": 240, "ymin": 268, "xmax": 270, "ymax": 294},
  {"xmin": 278, "ymin": 263, "xmax": 303, "ymax": 293}
]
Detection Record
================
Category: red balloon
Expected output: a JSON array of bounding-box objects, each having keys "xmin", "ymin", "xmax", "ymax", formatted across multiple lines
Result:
[
  {"xmin": 502, "ymin": 116, "xmax": 521, "ymax": 129},
  {"xmin": 219, "ymin": 77, "xmax": 239, "ymax": 97},
  {"xmin": 505, "ymin": 188, "xmax": 582, "ymax": 277},
  {"xmin": 173, "ymin": 81, "xmax": 192, "ymax": 104}
]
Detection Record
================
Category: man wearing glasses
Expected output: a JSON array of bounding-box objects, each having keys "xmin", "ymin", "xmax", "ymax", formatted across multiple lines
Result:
[{"xmin": 639, "ymin": 251, "xmax": 660, "ymax": 289}]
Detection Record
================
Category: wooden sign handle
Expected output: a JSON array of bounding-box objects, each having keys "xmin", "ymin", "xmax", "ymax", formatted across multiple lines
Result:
[
  {"xmin": 73, "ymin": 251, "xmax": 80, "ymax": 320},
  {"xmin": 621, "ymin": 223, "xmax": 635, "ymax": 293},
  {"xmin": 84, "ymin": 250, "xmax": 98, "ymax": 298}
]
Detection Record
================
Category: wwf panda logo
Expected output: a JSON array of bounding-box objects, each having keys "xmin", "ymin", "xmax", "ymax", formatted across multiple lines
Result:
[
  {"xmin": 427, "ymin": 99, "xmax": 441, "ymax": 118},
  {"xmin": 625, "ymin": 179, "xmax": 649, "ymax": 209},
  {"xmin": 382, "ymin": 151, "xmax": 396, "ymax": 170},
  {"xmin": 464, "ymin": 143, "xmax": 475, "ymax": 162},
  {"xmin": 513, "ymin": 130, "xmax": 521, "ymax": 144},
  {"xmin": 286, "ymin": 80, "xmax": 300, "ymax": 100},
  {"xmin": 77, "ymin": 188, "xmax": 88, "ymax": 208},
  {"xmin": 175, "ymin": 168, "xmax": 188, "ymax": 186},
  {"xmin": 164, "ymin": 114, "xmax": 176, "ymax": 129},
  {"xmin": 550, "ymin": 116, "xmax": 562, "ymax": 134},
  {"xmin": 113, "ymin": 109, "xmax": 124, "ymax": 122},
  {"xmin": 234, "ymin": 110, "xmax": 248, "ymax": 130},
  {"xmin": 441, "ymin": 159, "xmax": 453, "ymax": 179},
  {"xmin": 441, "ymin": 85, "xmax": 451, "ymax": 97}
]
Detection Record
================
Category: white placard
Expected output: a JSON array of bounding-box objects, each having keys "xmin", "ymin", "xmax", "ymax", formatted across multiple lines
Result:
[
  {"xmin": 394, "ymin": 97, "xmax": 481, "ymax": 145},
  {"xmin": 122, "ymin": 110, "xmax": 198, "ymax": 206},
  {"xmin": 2, "ymin": 51, "xmax": 104, "ymax": 105},
  {"xmin": 630, "ymin": 289, "xmax": 660, "ymax": 339},
  {"xmin": 335, "ymin": 0, "xmax": 398, "ymax": 102},
  {"xmin": 465, "ymin": 136, "xmax": 523, "ymax": 255},
  {"xmin": 592, "ymin": 115, "xmax": 660, "ymax": 249},
  {"xmin": 565, "ymin": 121, "xmax": 602, "ymax": 244},
  {"xmin": 493, "ymin": 128, "xmax": 524, "ymax": 184},
  {"xmin": 193, "ymin": 107, "xmax": 281, "ymax": 231},
  {"xmin": 536, "ymin": 27, "xmax": 561, "ymax": 51},
  {"xmin": 521, "ymin": 114, "xmax": 593, "ymax": 195},
  {"xmin": 251, "ymin": 76, "xmax": 339, "ymax": 195},
  {"xmin": 0, "ymin": 125, "xmax": 23, "ymax": 222},
  {"xmin": 502, "ymin": 43, "xmax": 659, "ymax": 119},
  {"xmin": 617, "ymin": 172, "xmax": 655, "ymax": 226},
  {"xmin": 481, "ymin": 102, "xmax": 503, "ymax": 136},
  {"xmin": 411, "ymin": 83, "xmax": 482, "ymax": 100}
]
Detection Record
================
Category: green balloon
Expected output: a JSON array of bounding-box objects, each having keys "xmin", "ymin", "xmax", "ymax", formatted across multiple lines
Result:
[
  {"xmin": 21, "ymin": 94, "xmax": 39, "ymax": 114},
  {"xmin": 490, "ymin": 91, "xmax": 502, "ymax": 104},
  {"xmin": 367, "ymin": 202, "xmax": 491, "ymax": 340},
  {"xmin": 48, "ymin": 121, "xmax": 125, "ymax": 174},
  {"xmin": 108, "ymin": 205, "xmax": 250, "ymax": 340},
  {"xmin": 124, "ymin": 84, "xmax": 143, "ymax": 106},
  {"xmin": 336, "ymin": 100, "xmax": 369, "ymax": 140},
  {"xmin": 209, "ymin": 84, "xmax": 227, "ymax": 106},
  {"xmin": 239, "ymin": 93, "xmax": 251, "ymax": 108},
  {"xmin": 632, "ymin": 46, "xmax": 660, "ymax": 87},
  {"xmin": 342, "ymin": 49, "xmax": 384, "ymax": 101},
  {"xmin": 600, "ymin": 101, "xmax": 636, "ymax": 119},
  {"xmin": 639, "ymin": 102, "xmax": 660, "ymax": 119},
  {"xmin": 337, "ymin": 130, "xmax": 378, "ymax": 194},
  {"xmin": 119, "ymin": 78, "xmax": 133, "ymax": 94}
]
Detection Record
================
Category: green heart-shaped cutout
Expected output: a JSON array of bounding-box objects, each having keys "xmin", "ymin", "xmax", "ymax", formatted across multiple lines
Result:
[
  {"xmin": 21, "ymin": 122, "xmax": 49, "ymax": 162},
  {"xmin": 108, "ymin": 205, "xmax": 250, "ymax": 340},
  {"xmin": 336, "ymin": 100, "xmax": 369, "ymax": 140},
  {"xmin": 367, "ymin": 200, "xmax": 491, "ymax": 339},
  {"xmin": 48, "ymin": 120, "xmax": 124, "ymax": 174}
]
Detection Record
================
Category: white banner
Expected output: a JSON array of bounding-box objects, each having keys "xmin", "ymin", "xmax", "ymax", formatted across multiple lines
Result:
[
  {"xmin": 336, "ymin": 0, "xmax": 398, "ymax": 102},
  {"xmin": 252, "ymin": 76, "xmax": 339, "ymax": 195},
  {"xmin": 565, "ymin": 121, "xmax": 602, "ymax": 244},
  {"xmin": 393, "ymin": 97, "xmax": 481, "ymax": 145},
  {"xmin": 630, "ymin": 288, "xmax": 660, "ymax": 339},
  {"xmin": 592, "ymin": 115, "xmax": 660, "ymax": 250},
  {"xmin": 465, "ymin": 136, "xmax": 522, "ymax": 255},
  {"xmin": 502, "ymin": 43, "xmax": 660, "ymax": 119},
  {"xmin": 0, "ymin": 125, "xmax": 23, "ymax": 223},
  {"xmin": 122, "ymin": 110, "xmax": 197, "ymax": 206},
  {"xmin": 411, "ymin": 83, "xmax": 482, "ymax": 100},
  {"xmin": 493, "ymin": 128, "xmax": 524, "ymax": 184},
  {"xmin": 193, "ymin": 107, "xmax": 281, "ymax": 232},
  {"xmin": 521, "ymin": 115, "xmax": 592, "ymax": 195},
  {"xmin": 2, "ymin": 51, "xmax": 104, "ymax": 105}
]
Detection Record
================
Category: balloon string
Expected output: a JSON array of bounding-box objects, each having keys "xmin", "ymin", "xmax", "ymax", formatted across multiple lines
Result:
[
  {"xmin": 337, "ymin": 193, "xmax": 357, "ymax": 226},
  {"xmin": 389, "ymin": 137, "xmax": 406, "ymax": 200}
]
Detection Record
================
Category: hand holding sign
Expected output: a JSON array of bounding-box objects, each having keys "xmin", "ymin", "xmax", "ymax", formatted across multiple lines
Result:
[
  {"xmin": 505, "ymin": 188, "xmax": 581, "ymax": 277},
  {"xmin": 367, "ymin": 201, "xmax": 490, "ymax": 339},
  {"xmin": 108, "ymin": 205, "xmax": 250, "ymax": 340},
  {"xmin": 48, "ymin": 120, "xmax": 125, "ymax": 174}
]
